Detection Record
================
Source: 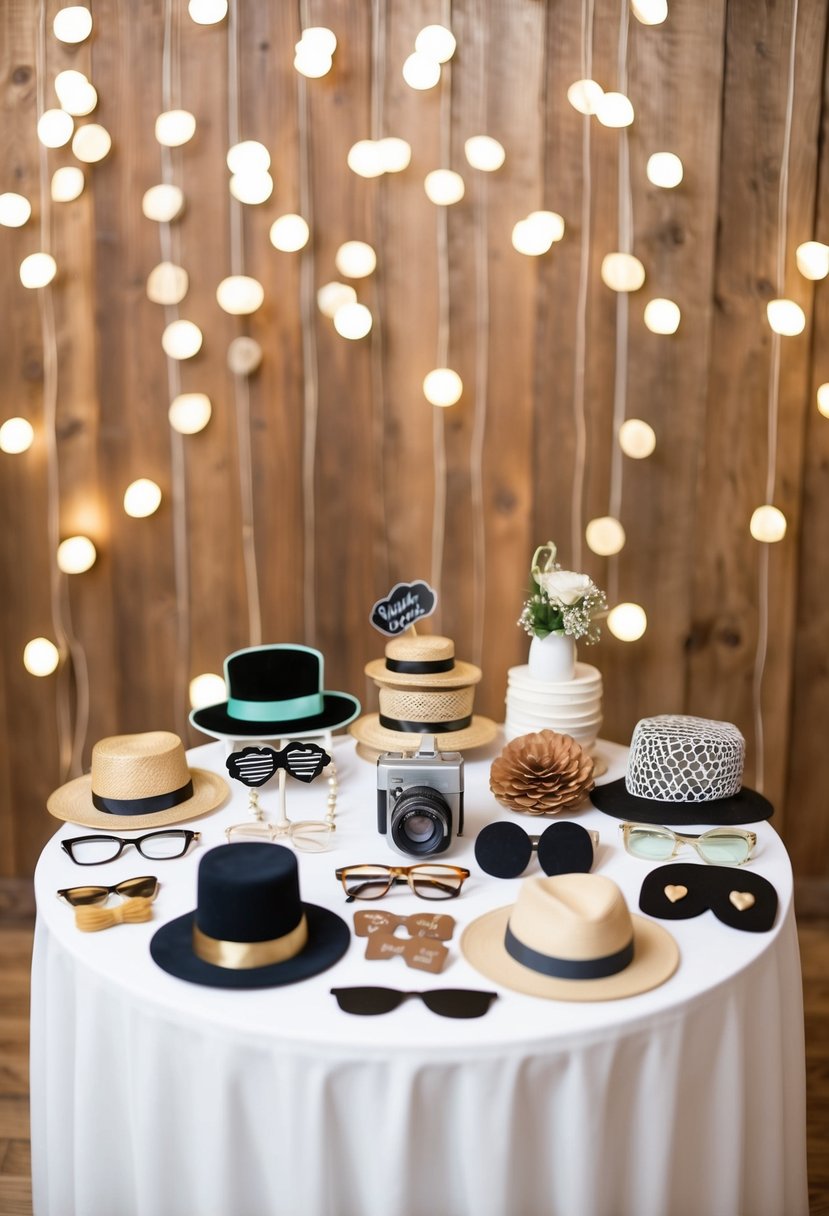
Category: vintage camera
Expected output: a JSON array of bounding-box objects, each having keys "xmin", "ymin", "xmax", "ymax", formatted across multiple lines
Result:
[{"xmin": 376, "ymin": 737, "xmax": 464, "ymax": 859}]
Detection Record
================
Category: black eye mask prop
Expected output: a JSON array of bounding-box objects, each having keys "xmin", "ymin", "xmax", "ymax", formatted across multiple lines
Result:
[{"xmin": 639, "ymin": 863, "xmax": 778, "ymax": 933}]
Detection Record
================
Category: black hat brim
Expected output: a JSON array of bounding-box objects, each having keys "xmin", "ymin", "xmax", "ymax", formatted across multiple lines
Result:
[
  {"xmin": 590, "ymin": 778, "xmax": 773, "ymax": 826},
  {"xmin": 190, "ymin": 693, "xmax": 361, "ymax": 740},
  {"xmin": 150, "ymin": 901, "xmax": 350, "ymax": 988}
]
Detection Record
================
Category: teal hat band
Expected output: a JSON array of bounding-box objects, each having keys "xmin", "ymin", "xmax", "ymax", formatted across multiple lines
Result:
[{"xmin": 227, "ymin": 693, "xmax": 325, "ymax": 723}]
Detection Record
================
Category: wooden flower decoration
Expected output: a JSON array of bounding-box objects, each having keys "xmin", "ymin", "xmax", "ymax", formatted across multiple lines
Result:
[{"xmin": 490, "ymin": 730, "xmax": 595, "ymax": 816}]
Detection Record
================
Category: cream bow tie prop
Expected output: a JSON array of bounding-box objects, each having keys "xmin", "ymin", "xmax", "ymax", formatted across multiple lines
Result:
[{"xmin": 75, "ymin": 896, "xmax": 154, "ymax": 932}]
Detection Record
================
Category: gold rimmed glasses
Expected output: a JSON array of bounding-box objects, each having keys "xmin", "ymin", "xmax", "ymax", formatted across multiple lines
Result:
[
  {"xmin": 335, "ymin": 864, "xmax": 470, "ymax": 902},
  {"xmin": 620, "ymin": 822, "xmax": 756, "ymax": 866}
]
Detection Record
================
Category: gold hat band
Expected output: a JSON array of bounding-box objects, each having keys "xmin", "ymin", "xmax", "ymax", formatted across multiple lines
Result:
[{"xmin": 192, "ymin": 913, "xmax": 308, "ymax": 970}]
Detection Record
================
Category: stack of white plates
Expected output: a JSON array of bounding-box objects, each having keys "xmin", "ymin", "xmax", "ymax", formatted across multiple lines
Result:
[{"xmin": 504, "ymin": 661, "xmax": 603, "ymax": 746}]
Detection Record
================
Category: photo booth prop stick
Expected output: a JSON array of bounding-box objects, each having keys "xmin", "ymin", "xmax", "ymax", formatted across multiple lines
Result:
[
  {"xmin": 370, "ymin": 580, "xmax": 437, "ymax": 636},
  {"xmin": 225, "ymin": 743, "xmax": 335, "ymax": 849}
]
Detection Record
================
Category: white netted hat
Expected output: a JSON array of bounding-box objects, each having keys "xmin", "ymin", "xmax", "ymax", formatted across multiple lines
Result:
[{"xmin": 590, "ymin": 714, "xmax": 773, "ymax": 825}]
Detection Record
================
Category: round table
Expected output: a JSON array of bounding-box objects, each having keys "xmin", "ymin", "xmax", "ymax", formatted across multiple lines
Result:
[{"xmin": 30, "ymin": 735, "xmax": 808, "ymax": 1216}]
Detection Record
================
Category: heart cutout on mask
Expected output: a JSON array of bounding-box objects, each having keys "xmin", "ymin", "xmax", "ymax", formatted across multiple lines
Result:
[
  {"xmin": 729, "ymin": 890, "xmax": 755, "ymax": 912},
  {"xmin": 664, "ymin": 884, "xmax": 688, "ymax": 904},
  {"xmin": 226, "ymin": 746, "xmax": 279, "ymax": 787}
]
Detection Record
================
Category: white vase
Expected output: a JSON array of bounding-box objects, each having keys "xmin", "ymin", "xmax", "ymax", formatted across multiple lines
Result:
[{"xmin": 528, "ymin": 633, "xmax": 576, "ymax": 682}]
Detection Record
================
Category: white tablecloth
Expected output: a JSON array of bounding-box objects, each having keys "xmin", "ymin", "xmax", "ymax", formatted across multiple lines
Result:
[{"xmin": 30, "ymin": 736, "xmax": 808, "ymax": 1216}]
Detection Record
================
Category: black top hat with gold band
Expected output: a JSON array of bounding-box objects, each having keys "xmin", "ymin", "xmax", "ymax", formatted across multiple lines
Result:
[{"xmin": 350, "ymin": 634, "xmax": 497, "ymax": 758}]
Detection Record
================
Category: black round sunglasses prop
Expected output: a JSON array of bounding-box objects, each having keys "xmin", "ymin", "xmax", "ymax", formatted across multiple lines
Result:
[{"xmin": 474, "ymin": 819, "xmax": 597, "ymax": 880}]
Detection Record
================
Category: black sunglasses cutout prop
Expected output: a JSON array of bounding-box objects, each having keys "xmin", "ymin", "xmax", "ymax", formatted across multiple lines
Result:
[
  {"xmin": 474, "ymin": 820, "xmax": 598, "ymax": 880},
  {"xmin": 330, "ymin": 986, "xmax": 498, "ymax": 1019},
  {"xmin": 638, "ymin": 863, "xmax": 778, "ymax": 933}
]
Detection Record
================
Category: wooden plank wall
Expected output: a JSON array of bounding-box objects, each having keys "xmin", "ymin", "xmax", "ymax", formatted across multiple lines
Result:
[{"xmin": 1, "ymin": 0, "xmax": 828, "ymax": 895}]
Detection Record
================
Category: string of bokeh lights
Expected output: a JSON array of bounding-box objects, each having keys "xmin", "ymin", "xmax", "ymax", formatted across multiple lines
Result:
[{"xmin": 3, "ymin": 0, "xmax": 827, "ymax": 705}]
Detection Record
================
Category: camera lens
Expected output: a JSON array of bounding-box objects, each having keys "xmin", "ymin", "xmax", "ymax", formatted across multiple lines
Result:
[{"xmin": 389, "ymin": 786, "xmax": 451, "ymax": 857}]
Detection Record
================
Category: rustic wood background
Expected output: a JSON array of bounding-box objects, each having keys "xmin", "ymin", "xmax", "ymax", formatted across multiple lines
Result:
[{"xmin": 1, "ymin": 0, "xmax": 827, "ymax": 898}]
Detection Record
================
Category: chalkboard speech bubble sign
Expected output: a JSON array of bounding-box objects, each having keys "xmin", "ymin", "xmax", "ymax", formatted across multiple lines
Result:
[{"xmin": 370, "ymin": 580, "xmax": 437, "ymax": 636}]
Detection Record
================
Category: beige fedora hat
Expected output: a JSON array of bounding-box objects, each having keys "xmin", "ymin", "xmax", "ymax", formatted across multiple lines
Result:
[
  {"xmin": 365, "ymin": 635, "xmax": 482, "ymax": 690},
  {"xmin": 47, "ymin": 731, "xmax": 229, "ymax": 831},
  {"xmin": 461, "ymin": 872, "xmax": 678, "ymax": 1001}
]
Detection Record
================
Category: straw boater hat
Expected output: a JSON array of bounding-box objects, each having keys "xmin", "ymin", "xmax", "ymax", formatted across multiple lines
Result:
[
  {"xmin": 47, "ymin": 731, "xmax": 228, "ymax": 831},
  {"xmin": 461, "ymin": 872, "xmax": 679, "ymax": 1001},
  {"xmin": 350, "ymin": 634, "xmax": 497, "ymax": 755},
  {"xmin": 151, "ymin": 842, "xmax": 350, "ymax": 989}
]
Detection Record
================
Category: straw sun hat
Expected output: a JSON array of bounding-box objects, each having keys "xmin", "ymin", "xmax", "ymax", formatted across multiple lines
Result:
[
  {"xmin": 351, "ymin": 634, "xmax": 497, "ymax": 755},
  {"xmin": 47, "ymin": 731, "xmax": 228, "ymax": 831},
  {"xmin": 461, "ymin": 872, "xmax": 678, "ymax": 1001}
]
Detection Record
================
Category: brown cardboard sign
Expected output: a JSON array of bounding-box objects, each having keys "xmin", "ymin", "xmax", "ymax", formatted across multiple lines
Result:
[
  {"xmin": 364, "ymin": 932, "xmax": 449, "ymax": 973},
  {"xmin": 353, "ymin": 910, "xmax": 455, "ymax": 940}
]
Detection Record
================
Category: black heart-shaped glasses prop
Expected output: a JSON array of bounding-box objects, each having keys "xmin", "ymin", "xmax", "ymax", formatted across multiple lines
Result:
[{"xmin": 226, "ymin": 743, "xmax": 331, "ymax": 787}]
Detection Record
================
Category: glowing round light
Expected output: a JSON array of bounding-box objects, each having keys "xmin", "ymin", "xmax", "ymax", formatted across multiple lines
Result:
[
  {"xmin": 567, "ymin": 79, "xmax": 604, "ymax": 115},
  {"xmin": 464, "ymin": 135, "xmax": 506, "ymax": 172},
  {"xmin": 415, "ymin": 24, "xmax": 456, "ymax": 63},
  {"xmin": 51, "ymin": 166, "xmax": 85, "ymax": 202},
  {"xmin": 766, "ymin": 298, "xmax": 806, "ymax": 336},
  {"xmin": 423, "ymin": 368, "xmax": 463, "ymax": 407},
  {"xmin": 226, "ymin": 141, "xmax": 270, "ymax": 174},
  {"xmin": 335, "ymin": 240, "xmax": 376, "ymax": 279},
  {"xmin": 424, "ymin": 169, "xmax": 465, "ymax": 206},
  {"xmin": 169, "ymin": 393, "xmax": 212, "ymax": 434},
  {"xmin": 333, "ymin": 302, "xmax": 373, "ymax": 340},
  {"xmin": 146, "ymin": 261, "xmax": 188, "ymax": 305},
  {"xmin": 216, "ymin": 275, "xmax": 264, "ymax": 315},
  {"xmin": 188, "ymin": 0, "xmax": 227, "ymax": 24},
  {"xmin": 0, "ymin": 193, "xmax": 32, "ymax": 227},
  {"xmin": 161, "ymin": 319, "xmax": 203, "ymax": 360},
  {"xmin": 123, "ymin": 478, "xmax": 162, "ymax": 518},
  {"xmin": 749, "ymin": 505, "xmax": 787, "ymax": 543},
  {"xmin": 54, "ymin": 70, "xmax": 97, "ymax": 116},
  {"xmin": 528, "ymin": 210, "xmax": 565, "ymax": 243},
  {"xmin": 227, "ymin": 336, "xmax": 263, "ymax": 375},
  {"xmin": 228, "ymin": 171, "xmax": 273, "ymax": 204},
  {"xmin": 57, "ymin": 535, "xmax": 97, "ymax": 574},
  {"xmin": 37, "ymin": 109, "xmax": 74, "ymax": 148},
  {"xmin": 53, "ymin": 6, "xmax": 92, "ymax": 43},
  {"xmin": 23, "ymin": 637, "xmax": 60, "ymax": 676},
  {"xmin": 0, "ymin": 417, "xmax": 35, "ymax": 454},
  {"xmin": 71, "ymin": 123, "xmax": 111, "ymax": 162},
  {"xmin": 293, "ymin": 48, "xmax": 333, "ymax": 78},
  {"xmin": 644, "ymin": 297, "xmax": 681, "ymax": 334},
  {"xmin": 269, "ymin": 213, "xmax": 309, "ymax": 251},
  {"xmin": 317, "ymin": 281, "xmax": 357, "ymax": 318},
  {"xmin": 631, "ymin": 0, "xmax": 668, "ymax": 25},
  {"xmin": 585, "ymin": 516, "xmax": 626, "ymax": 556},
  {"xmin": 607, "ymin": 602, "xmax": 647, "ymax": 642},
  {"xmin": 646, "ymin": 151, "xmax": 684, "ymax": 189},
  {"xmin": 512, "ymin": 214, "xmax": 563, "ymax": 256},
  {"xmin": 601, "ymin": 252, "xmax": 645, "ymax": 292},
  {"xmin": 402, "ymin": 52, "xmax": 441, "ymax": 91},
  {"xmin": 817, "ymin": 383, "xmax": 829, "ymax": 418},
  {"xmin": 300, "ymin": 26, "xmax": 337, "ymax": 55},
  {"xmin": 347, "ymin": 140, "xmax": 384, "ymax": 178},
  {"xmin": 20, "ymin": 253, "xmax": 57, "ymax": 289},
  {"xmin": 155, "ymin": 110, "xmax": 196, "ymax": 147},
  {"xmin": 142, "ymin": 184, "xmax": 185, "ymax": 223},
  {"xmin": 619, "ymin": 418, "xmax": 656, "ymax": 459},
  {"xmin": 378, "ymin": 137, "xmax": 411, "ymax": 173},
  {"xmin": 796, "ymin": 241, "xmax": 829, "ymax": 281},
  {"xmin": 596, "ymin": 92, "xmax": 634, "ymax": 128},
  {"xmin": 189, "ymin": 672, "xmax": 226, "ymax": 709}
]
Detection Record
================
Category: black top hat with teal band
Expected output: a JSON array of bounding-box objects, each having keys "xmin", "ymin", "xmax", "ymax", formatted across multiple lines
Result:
[{"xmin": 190, "ymin": 644, "xmax": 361, "ymax": 739}]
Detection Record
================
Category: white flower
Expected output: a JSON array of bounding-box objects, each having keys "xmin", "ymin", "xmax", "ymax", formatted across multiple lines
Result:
[{"xmin": 537, "ymin": 569, "xmax": 593, "ymax": 606}]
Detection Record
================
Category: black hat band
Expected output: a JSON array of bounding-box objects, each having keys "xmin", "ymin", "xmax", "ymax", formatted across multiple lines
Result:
[
  {"xmin": 385, "ymin": 657, "xmax": 455, "ymax": 674},
  {"xmin": 504, "ymin": 924, "xmax": 634, "ymax": 979},
  {"xmin": 379, "ymin": 713, "xmax": 472, "ymax": 734},
  {"xmin": 92, "ymin": 779, "xmax": 194, "ymax": 817}
]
